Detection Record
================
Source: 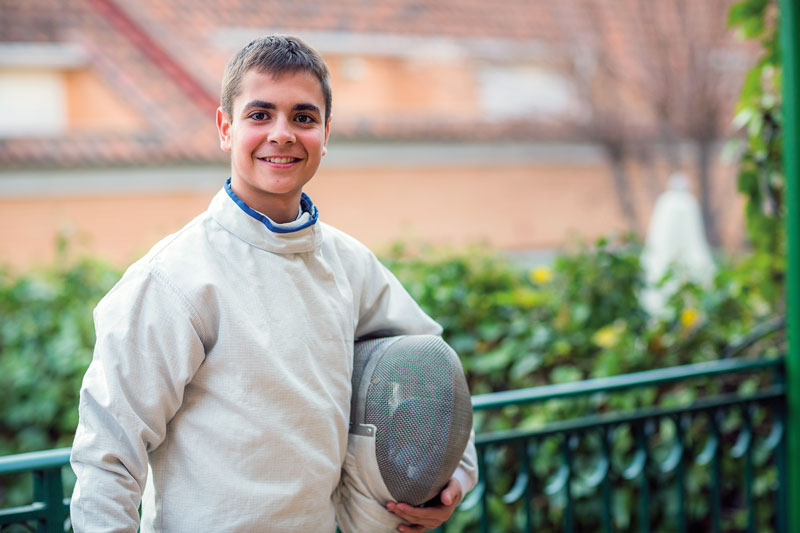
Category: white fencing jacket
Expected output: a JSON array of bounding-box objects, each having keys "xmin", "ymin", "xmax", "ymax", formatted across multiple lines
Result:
[{"xmin": 70, "ymin": 180, "xmax": 477, "ymax": 532}]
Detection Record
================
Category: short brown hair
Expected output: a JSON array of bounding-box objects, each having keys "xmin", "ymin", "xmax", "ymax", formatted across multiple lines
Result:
[{"xmin": 220, "ymin": 35, "xmax": 332, "ymax": 122}]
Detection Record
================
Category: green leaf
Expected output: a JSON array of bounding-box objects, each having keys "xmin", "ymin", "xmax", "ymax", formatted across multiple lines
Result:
[
  {"xmin": 470, "ymin": 344, "xmax": 514, "ymax": 374},
  {"xmin": 510, "ymin": 352, "xmax": 543, "ymax": 380}
]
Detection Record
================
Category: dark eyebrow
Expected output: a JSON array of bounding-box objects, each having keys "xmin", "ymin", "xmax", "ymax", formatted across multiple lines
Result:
[
  {"xmin": 293, "ymin": 103, "xmax": 321, "ymax": 115},
  {"xmin": 241, "ymin": 101, "xmax": 321, "ymax": 116},
  {"xmin": 241, "ymin": 100, "xmax": 275, "ymax": 114}
]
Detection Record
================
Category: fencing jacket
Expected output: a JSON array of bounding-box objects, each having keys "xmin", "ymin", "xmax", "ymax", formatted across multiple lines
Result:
[{"xmin": 69, "ymin": 181, "xmax": 478, "ymax": 532}]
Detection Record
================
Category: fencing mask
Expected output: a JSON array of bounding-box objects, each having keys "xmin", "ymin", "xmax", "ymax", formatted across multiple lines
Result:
[{"xmin": 334, "ymin": 334, "xmax": 473, "ymax": 532}]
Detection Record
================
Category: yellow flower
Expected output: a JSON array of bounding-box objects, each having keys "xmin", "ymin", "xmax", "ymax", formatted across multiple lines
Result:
[
  {"xmin": 529, "ymin": 266, "xmax": 553, "ymax": 285},
  {"xmin": 680, "ymin": 307, "xmax": 700, "ymax": 329},
  {"xmin": 592, "ymin": 325, "xmax": 619, "ymax": 349}
]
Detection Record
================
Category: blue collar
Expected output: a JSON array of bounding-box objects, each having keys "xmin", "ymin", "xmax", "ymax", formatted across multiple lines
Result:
[{"xmin": 224, "ymin": 177, "xmax": 319, "ymax": 234}]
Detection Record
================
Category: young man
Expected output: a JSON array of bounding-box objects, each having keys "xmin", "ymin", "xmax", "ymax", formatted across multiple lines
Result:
[{"xmin": 70, "ymin": 35, "xmax": 477, "ymax": 532}]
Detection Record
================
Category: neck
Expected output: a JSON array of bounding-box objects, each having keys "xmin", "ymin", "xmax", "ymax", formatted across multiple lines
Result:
[{"xmin": 229, "ymin": 179, "xmax": 301, "ymax": 223}]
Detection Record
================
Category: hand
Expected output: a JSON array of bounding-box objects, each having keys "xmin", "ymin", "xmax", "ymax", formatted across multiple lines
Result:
[{"xmin": 386, "ymin": 477, "xmax": 463, "ymax": 532}]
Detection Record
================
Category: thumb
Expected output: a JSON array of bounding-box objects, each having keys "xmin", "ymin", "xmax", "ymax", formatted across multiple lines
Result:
[{"xmin": 441, "ymin": 479, "xmax": 462, "ymax": 506}]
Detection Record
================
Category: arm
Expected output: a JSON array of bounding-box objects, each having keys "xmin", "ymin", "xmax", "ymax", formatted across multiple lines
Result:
[
  {"xmin": 355, "ymin": 251, "xmax": 479, "ymax": 530},
  {"xmin": 70, "ymin": 268, "xmax": 206, "ymax": 533},
  {"xmin": 354, "ymin": 252, "xmax": 442, "ymax": 340},
  {"xmin": 451, "ymin": 428, "xmax": 478, "ymax": 497}
]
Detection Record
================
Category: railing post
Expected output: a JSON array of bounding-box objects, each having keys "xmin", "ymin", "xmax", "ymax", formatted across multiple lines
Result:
[
  {"xmin": 635, "ymin": 423, "xmax": 649, "ymax": 533},
  {"xmin": 478, "ymin": 448, "xmax": 489, "ymax": 533},
  {"xmin": 710, "ymin": 412, "xmax": 722, "ymax": 533},
  {"xmin": 779, "ymin": 1, "xmax": 800, "ymax": 533},
  {"xmin": 562, "ymin": 434, "xmax": 574, "ymax": 533},
  {"xmin": 33, "ymin": 467, "xmax": 64, "ymax": 533},
  {"xmin": 675, "ymin": 416, "xmax": 687, "ymax": 533},
  {"xmin": 777, "ymin": 399, "xmax": 789, "ymax": 533},
  {"xmin": 601, "ymin": 428, "xmax": 613, "ymax": 533}
]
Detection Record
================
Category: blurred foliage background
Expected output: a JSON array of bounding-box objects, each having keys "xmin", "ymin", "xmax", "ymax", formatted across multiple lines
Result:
[{"xmin": 0, "ymin": 0, "xmax": 790, "ymax": 530}]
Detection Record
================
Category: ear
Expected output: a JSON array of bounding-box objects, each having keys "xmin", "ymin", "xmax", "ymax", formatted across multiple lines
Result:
[
  {"xmin": 322, "ymin": 116, "xmax": 331, "ymax": 156},
  {"xmin": 216, "ymin": 107, "xmax": 232, "ymax": 152}
]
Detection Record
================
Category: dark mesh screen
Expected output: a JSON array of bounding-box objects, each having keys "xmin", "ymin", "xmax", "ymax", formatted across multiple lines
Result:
[
  {"xmin": 350, "ymin": 337, "xmax": 396, "ymax": 430},
  {"xmin": 361, "ymin": 336, "xmax": 472, "ymax": 506}
]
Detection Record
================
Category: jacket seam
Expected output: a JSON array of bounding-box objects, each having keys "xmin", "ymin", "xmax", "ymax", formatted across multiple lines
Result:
[{"xmin": 149, "ymin": 267, "xmax": 210, "ymax": 343}]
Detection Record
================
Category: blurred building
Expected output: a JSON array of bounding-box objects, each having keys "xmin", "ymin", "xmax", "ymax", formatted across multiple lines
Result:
[{"xmin": 0, "ymin": 0, "xmax": 755, "ymax": 267}]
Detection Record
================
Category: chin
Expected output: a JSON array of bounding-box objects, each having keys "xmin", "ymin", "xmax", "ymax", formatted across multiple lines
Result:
[
  {"xmin": 261, "ymin": 183, "xmax": 302, "ymax": 196},
  {"xmin": 249, "ymin": 178, "xmax": 297, "ymax": 194}
]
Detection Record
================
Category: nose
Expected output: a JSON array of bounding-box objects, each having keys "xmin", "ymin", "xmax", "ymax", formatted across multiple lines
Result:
[{"xmin": 268, "ymin": 115, "xmax": 295, "ymax": 144}]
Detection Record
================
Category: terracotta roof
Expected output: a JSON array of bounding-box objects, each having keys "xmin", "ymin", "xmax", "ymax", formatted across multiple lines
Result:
[
  {"xmin": 0, "ymin": 0, "xmax": 754, "ymax": 167},
  {"xmin": 123, "ymin": 0, "xmax": 561, "ymax": 42}
]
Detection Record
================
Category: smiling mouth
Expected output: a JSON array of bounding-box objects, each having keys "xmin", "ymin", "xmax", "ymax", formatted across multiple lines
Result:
[{"xmin": 259, "ymin": 156, "xmax": 300, "ymax": 164}]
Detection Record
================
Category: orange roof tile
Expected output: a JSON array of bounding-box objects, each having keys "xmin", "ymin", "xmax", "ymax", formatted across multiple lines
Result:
[{"xmin": 0, "ymin": 0, "xmax": 755, "ymax": 167}]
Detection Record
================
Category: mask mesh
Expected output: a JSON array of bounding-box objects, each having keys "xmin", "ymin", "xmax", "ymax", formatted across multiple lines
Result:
[
  {"xmin": 356, "ymin": 335, "xmax": 472, "ymax": 506},
  {"xmin": 350, "ymin": 336, "xmax": 397, "ymax": 430}
]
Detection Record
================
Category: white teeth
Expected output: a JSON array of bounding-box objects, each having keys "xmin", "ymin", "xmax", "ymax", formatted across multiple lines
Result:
[{"xmin": 262, "ymin": 157, "xmax": 295, "ymax": 164}]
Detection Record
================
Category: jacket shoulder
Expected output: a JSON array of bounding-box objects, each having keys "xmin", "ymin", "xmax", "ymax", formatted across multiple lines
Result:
[{"xmin": 319, "ymin": 222, "xmax": 376, "ymax": 260}]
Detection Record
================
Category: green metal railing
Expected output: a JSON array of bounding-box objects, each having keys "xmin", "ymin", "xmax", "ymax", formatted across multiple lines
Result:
[
  {"xmin": 0, "ymin": 448, "xmax": 72, "ymax": 533},
  {"xmin": 0, "ymin": 357, "xmax": 786, "ymax": 533},
  {"xmin": 456, "ymin": 356, "xmax": 786, "ymax": 532},
  {"xmin": 779, "ymin": 1, "xmax": 800, "ymax": 533}
]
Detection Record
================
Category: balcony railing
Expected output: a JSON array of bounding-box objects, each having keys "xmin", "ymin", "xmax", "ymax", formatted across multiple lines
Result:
[
  {"xmin": 0, "ymin": 448, "xmax": 72, "ymax": 533},
  {"xmin": 456, "ymin": 356, "xmax": 786, "ymax": 532},
  {"xmin": 0, "ymin": 356, "xmax": 787, "ymax": 533}
]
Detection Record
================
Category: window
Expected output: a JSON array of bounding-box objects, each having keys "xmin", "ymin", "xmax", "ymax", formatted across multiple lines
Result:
[
  {"xmin": 0, "ymin": 68, "xmax": 68, "ymax": 137},
  {"xmin": 478, "ymin": 65, "xmax": 575, "ymax": 119},
  {"xmin": 0, "ymin": 43, "xmax": 87, "ymax": 138}
]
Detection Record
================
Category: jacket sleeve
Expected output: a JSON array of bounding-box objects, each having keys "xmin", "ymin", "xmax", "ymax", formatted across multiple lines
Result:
[
  {"xmin": 452, "ymin": 430, "xmax": 478, "ymax": 495},
  {"xmin": 354, "ymin": 251, "xmax": 479, "ymax": 496},
  {"xmin": 354, "ymin": 252, "xmax": 442, "ymax": 339},
  {"xmin": 69, "ymin": 267, "xmax": 207, "ymax": 533}
]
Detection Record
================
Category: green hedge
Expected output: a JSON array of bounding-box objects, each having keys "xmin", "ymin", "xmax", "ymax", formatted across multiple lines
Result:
[
  {"xmin": 383, "ymin": 238, "xmax": 783, "ymax": 396},
  {"xmin": 0, "ymin": 253, "xmax": 121, "ymax": 506},
  {"xmin": 0, "ymin": 256, "xmax": 120, "ymax": 459}
]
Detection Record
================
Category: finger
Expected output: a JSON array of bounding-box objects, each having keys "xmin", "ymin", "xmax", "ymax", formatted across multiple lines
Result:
[
  {"xmin": 389, "ymin": 510, "xmax": 438, "ymax": 528},
  {"xmin": 387, "ymin": 503, "xmax": 447, "ymax": 528},
  {"xmin": 388, "ymin": 502, "xmax": 440, "ymax": 519},
  {"xmin": 397, "ymin": 525, "xmax": 426, "ymax": 533},
  {"xmin": 390, "ymin": 499, "xmax": 457, "ymax": 514},
  {"xmin": 441, "ymin": 479, "xmax": 463, "ymax": 507}
]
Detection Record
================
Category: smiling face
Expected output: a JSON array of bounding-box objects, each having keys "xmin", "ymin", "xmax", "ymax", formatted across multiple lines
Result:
[{"xmin": 216, "ymin": 68, "xmax": 331, "ymax": 222}]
